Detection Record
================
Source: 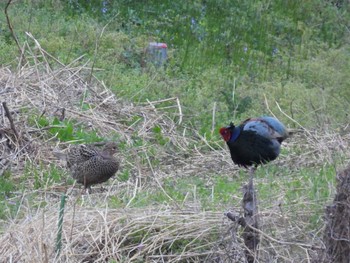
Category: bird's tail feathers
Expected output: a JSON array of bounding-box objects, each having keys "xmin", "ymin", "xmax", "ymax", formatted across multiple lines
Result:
[
  {"xmin": 52, "ymin": 150, "xmax": 67, "ymax": 161},
  {"xmin": 286, "ymin": 128, "xmax": 304, "ymax": 137}
]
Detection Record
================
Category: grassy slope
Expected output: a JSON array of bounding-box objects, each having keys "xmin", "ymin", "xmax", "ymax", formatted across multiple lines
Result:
[
  {"xmin": 1, "ymin": 1, "xmax": 349, "ymax": 130},
  {"xmin": 0, "ymin": 0, "xmax": 349, "ymax": 261}
]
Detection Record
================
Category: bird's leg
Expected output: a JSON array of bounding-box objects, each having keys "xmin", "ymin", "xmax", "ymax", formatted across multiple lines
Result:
[
  {"xmin": 82, "ymin": 186, "xmax": 92, "ymax": 200},
  {"xmin": 81, "ymin": 175, "xmax": 91, "ymax": 195},
  {"xmin": 248, "ymin": 166, "xmax": 256, "ymax": 185},
  {"xmin": 81, "ymin": 187, "xmax": 87, "ymax": 195},
  {"xmin": 84, "ymin": 175, "xmax": 86, "ymax": 188},
  {"xmin": 247, "ymin": 166, "xmax": 256, "ymax": 214},
  {"xmin": 100, "ymin": 185, "xmax": 106, "ymax": 192}
]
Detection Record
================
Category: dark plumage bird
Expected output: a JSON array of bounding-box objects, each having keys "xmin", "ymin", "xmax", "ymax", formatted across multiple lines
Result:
[
  {"xmin": 219, "ymin": 116, "xmax": 288, "ymax": 167},
  {"xmin": 67, "ymin": 142, "xmax": 119, "ymax": 191}
]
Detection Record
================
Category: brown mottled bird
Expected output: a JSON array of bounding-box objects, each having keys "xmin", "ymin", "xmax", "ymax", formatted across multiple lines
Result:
[{"xmin": 67, "ymin": 142, "xmax": 119, "ymax": 192}]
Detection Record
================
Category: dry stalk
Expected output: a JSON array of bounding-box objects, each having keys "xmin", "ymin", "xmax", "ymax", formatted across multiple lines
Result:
[
  {"xmin": 5, "ymin": 0, "xmax": 24, "ymax": 63},
  {"xmin": 88, "ymin": 13, "xmax": 119, "ymax": 83},
  {"xmin": 2, "ymin": 102, "xmax": 21, "ymax": 145}
]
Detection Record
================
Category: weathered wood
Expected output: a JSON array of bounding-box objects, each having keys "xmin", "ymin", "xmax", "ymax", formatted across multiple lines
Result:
[
  {"xmin": 241, "ymin": 176, "xmax": 260, "ymax": 263},
  {"xmin": 226, "ymin": 174, "xmax": 260, "ymax": 263},
  {"xmin": 319, "ymin": 165, "xmax": 350, "ymax": 262}
]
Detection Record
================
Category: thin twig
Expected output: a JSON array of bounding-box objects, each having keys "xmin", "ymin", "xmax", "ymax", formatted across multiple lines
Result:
[
  {"xmin": 125, "ymin": 178, "xmax": 139, "ymax": 208},
  {"xmin": 5, "ymin": 0, "xmax": 25, "ymax": 63},
  {"xmin": 88, "ymin": 13, "xmax": 119, "ymax": 83},
  {"xmin": 27, "ymin": 125, "xmax": 68, "ymax": 133},
  {"xmin": 144, "ymin": 151, "xmax": 181, "ymax": 210},
  {"xmin": 141, "ymin": 97, "xmax": 180, "ymax": 105},
  {"xmin": 2, "ymin": 102, "xmax": 20, "ymax": 144},
  {"xmin": 211, "ymin": 102, "xmax": 217, "ymax": 135},
  {"xmin": 176, "ymin": 97, "xmax": 183, "ymax": 125},
  {"xmin": 226, "ymin": 212, "xmax": 320, "ymax": 249},
  {"xmin": 274, "ymin": 99, "xmax": 313, "ymax": 137}
]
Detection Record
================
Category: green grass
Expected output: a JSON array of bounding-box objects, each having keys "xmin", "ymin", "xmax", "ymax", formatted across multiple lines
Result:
[
  {"xmin": 0, "ymin": 171, "xmax": 17, "ymax": 220},
  {"xmin": 107, "ymin": 162, "xmax": 336, "ymax": 230},
  {"xmin": 0, "ymin": 2, "xmax": 348, "ymax": 260},
  {"xmin": 1, "ymin": 0, "xmax": 349, "ymax": 131},
  {"xmin": 29, "ymin": 114, "xmax": 104, "ymax": 143}
]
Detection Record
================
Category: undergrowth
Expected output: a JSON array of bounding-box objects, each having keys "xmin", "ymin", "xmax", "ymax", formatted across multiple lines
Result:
[
  {"xmin": 0, "ymin": 0, "xmax": 349, "ymax": 131},
  {"xmin": 0, "ymin": 0, "xmax": 349, "ymax": 261}
]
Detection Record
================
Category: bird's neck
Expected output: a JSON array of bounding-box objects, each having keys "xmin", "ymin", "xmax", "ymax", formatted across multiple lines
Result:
[
  {"xmin": 229, "ymin": 126, "xmax": 241, "ymax": 143},
  {"xmin": 100, "ymin": 151, "xmax": 113, "ymax": 158}
]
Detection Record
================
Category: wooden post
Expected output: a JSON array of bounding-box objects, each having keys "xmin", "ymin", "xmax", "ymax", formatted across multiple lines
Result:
[
  {"xmin": 226, "ymin": 175, "xmax": 260, "ymax": 263},
  {"xmin": 241, "ymin": 177, "xmax": 260, "ymax": 263}
]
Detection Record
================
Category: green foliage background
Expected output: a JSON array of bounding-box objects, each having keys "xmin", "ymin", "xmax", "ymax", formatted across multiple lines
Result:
[
  {"xmin": 0, "ymin": 3, "xmax": 349, "ymax": 257},
  {"xmin": 1, "ymin": 0, "xmax": 349, "ymax": 133}
]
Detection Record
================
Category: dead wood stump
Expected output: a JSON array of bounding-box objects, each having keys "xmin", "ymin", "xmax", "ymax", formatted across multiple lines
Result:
[
  {"xmin": 226, "ymin": 176, "xmax": 259, "ymax": 263},
  {"xmin": 241, "ymin": 177, "xmax": 260, "ymax": 263},
  {"xmin": 320, "ymin": 165, "xmax": 350, "ymax": 262}
]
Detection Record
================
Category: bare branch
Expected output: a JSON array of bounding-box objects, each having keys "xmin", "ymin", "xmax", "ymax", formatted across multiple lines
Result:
[{"xmin": 2, "ymin": 102, "xmax": 21, "ymax": 145}]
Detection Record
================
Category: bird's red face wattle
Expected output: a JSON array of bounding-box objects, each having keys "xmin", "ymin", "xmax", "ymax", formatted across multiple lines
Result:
[{"xmin": 219, "ymin": 127, "xmax": 231, "ymax": 142}]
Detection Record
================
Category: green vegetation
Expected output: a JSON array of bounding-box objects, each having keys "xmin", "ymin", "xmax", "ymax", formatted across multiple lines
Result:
[
  {"xmin": 105, "ymin": 163, "xmax": 336, "ymax": 228},
  {"xmin": 1, "ymin": 0, "xmax": 349, "ymax": 131},
  {"xmin": 0, "ymin": 0, "xmax": 347, "ymax": 208},
  {"xmin": 0, "ymin": 0, "xmax": 349, "ymax": 260},
  {"xmin": 40, "ymin": 116, "xmax": 103, "ymax": 143}
]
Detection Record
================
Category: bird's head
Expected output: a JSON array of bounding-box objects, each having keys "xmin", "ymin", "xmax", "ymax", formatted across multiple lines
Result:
[
  {"xmin": 103, "ymin": 142, "xmax": 119, "ymax": 155},
  {"xmin": 219, "ymin": 122, "xmax": 235, "ymax": 142}
]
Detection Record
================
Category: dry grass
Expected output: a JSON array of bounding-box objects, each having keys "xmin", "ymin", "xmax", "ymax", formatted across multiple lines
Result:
[
  {"xmin": 1, "ymin": 37, "xmax": 350, "ymax": 262},
  {"xmin": 0, "ymin": 203, "xmax": 242, "ymax": 262}
]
